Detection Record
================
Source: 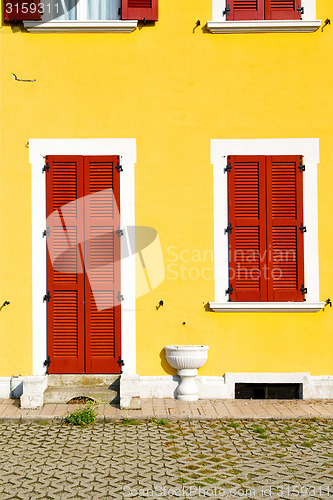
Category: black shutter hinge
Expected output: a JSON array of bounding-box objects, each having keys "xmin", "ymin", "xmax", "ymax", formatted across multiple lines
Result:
[
  {"xmin": 226, "ymin": 284, "xmax": 233, "ymax": 301},
  {"xmin": 118, "ymin": 7, "xmax": 121, "ymax": 16},
  {"xmin": 43, "ymin": 291, "xmax": 51, "ymax": 302},
  {"xmin": 116, "ymin": 227, "xmax": 124, "ymax": 237},
  {"xmin": 43, "ymin": 356, "xmax": 51, "ymax": 368},
  {"xmin": 117, "ymin": 356, "xmax": 125, "ymax": 373},
  {"xmin": 42, "ymin": 161, "xmax": 50, "ymax": 173},
  {"xmin": 299, "ymin": 223, "xmax": 307, "ymax": 233},
  {"xmin": 301, "ymin": 284, "xmax": 308, "ymax": 296},
  {"xmin": 43, "ymin": 227, "xmax": 50, "ymax": 238},
  {"xmin": 325, "ymin": 298, "xmax": 332, "ymax": 308},
  {"xmin": 297, "ymin": 4, "xmax": 304, "ymax": 16},
  {"xmin": 299, "ymin": 160, "xmax": 305, "ymax": 172},
  {"xmin": 116, "ymin": 161, "xmax": 123, "ymax": 173},
  {"xmin": 223, "ymin": 4, "xmax": 231, "ymax": 17},
  {"xmin": 225, "ymin": 223, "xmax": 233, "ymax": 234},
  {"xmin": 224, "ymin": 160, "xmax": 232, "ymax": 173},
  {"xmin": 117, "ymin": 291, "xmax": 124, "ymax": 302}
]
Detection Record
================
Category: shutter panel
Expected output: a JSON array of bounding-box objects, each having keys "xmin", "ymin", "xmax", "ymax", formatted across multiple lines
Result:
[
  {"xmin": 4, "ymin": 0, "xmax": 41, "ymax": 21},
  {"xmin": 83, "ymin": 156, "xmax": 121, "ymax": 374},
  {"xmin": 265, "ymin": 0, "xmax": 301, "ymax": 20},
  {"xmin": 227, "ymin": 0, "xmax": 264, "ymax": 20},
  {"xmin": 121, "ymin": 0, "xmax": 158, "ymax": 21},
  {"xmin": 266, "ymin": 156, "xmax": 304, "ymax": 301},
  {"xmin": 228, "ymin": 156, "xmax": 267, "ymax": 302},
  {"xmin": 46, "ymin": 156, "xmax": 85, "ymax": 374}
]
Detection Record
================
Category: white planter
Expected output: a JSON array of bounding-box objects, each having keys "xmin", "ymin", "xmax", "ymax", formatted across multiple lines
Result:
[{"xmin": 164, "ymin": 345, "xmax": 209, "ymax": 401}]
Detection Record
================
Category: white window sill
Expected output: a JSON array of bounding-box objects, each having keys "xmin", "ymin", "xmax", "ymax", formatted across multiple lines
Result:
[
  {"xmin": 206, "ymin": 20, "xmax": 321, "ymax": 33},
  {"xmin": 23, "ymin": 20, "xmax": 138, "ymax": 33},
  {"xmin": 209, "ymin": 302, "xmax": 326, "ymax": 312}
]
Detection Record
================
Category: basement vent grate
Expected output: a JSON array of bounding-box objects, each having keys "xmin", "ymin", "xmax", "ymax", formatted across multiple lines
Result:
[{"xmin": 235, "ymin": 383, "xmax": 303, "ymax": 400}]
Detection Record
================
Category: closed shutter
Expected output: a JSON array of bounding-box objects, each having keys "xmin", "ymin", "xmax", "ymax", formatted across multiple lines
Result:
[
  {"xmin": 228, "ymin": 156, "xmax": 267, "ymax": 301},
  {"xmin": 4, "ymin": 0, "xmax": 41, "ymax": 21},
  {"xmin": 266, "ymin": 155, "xmax": 304, "ymax": 301},
  {"xmin": 226, "ymin": 0, "xmax": 264, "ymax": 20},
  {"xmin": 121, "ymin": 0, "xmax": 158, "ymax": 21},
  {"xmin": 83, "ymin": 156, "xmax": 121, "ymax": 374},
  {"xmin": 46, "ymin": 156, "xmax": 85, "ymax": 374},
  {"xmin": 265, "ymin": 0, "xmax": 301, "ymax": 19}
]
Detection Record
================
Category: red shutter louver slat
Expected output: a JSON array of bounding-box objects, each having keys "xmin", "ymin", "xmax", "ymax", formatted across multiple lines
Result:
[
  {"xmin": 266, "ymin": 156, "xmax": 304, "ymax": 301},
  {"xmin": 228, "ymin": 156, "xmax": 267, "ymax": 302},
  {"xmin": 84, "ymin": 156, "xmax": 121, "ymax": 374},
  {"xmin": 227, "ymin": 0, "xmax": 264, "ymax": 20},
  {"xmin": 4, "ymin": 0, "xmax": 41, "ymax": 21},
  {"xmin": 46, "ymin": 156, "xmax": 85, "ymax": 374},
  {"xmin": 265, "ymin": 0, "xmax": 301, "ymax": 20},
  {"xmin": 121, "ymin": 0, "xmax": 158, "ymax": 21}
]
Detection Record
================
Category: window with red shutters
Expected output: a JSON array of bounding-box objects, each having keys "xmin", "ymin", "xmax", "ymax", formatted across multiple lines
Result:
[
  {"xmin": 121, "ymin": 0, "xmax": 158, "ymax": 21},
  {"xmin": 46, "ymin": 155, "xmax": 121, "ymax": 374},
  {"xmin": 225, "ymin": 0, "xmax": 302, "ymax": 20},
  {"xmin": 227, "ymin": 155, "xmax": 305, "ymax": 302},
  {"xmin": 4, "ymin": 0, "xmax": 41, "ymax": 21}
]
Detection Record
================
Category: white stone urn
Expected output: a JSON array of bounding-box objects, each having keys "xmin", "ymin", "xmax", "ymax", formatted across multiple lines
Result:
[{"xmin": 164, "ymin": 345, "xmax": 209, "ymax": 401}]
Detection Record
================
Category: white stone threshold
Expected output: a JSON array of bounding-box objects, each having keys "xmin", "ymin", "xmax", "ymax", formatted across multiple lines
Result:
[
  {"xmin": 120, "ymin": 373, "xmax": 333, "ymax": 408},
  {"xmin": 209, "ymin": 302, "xmax": 325, "ymax": 312},
  {"xmin": 23, "ymin": 20, "xmax": 138, "ymax": 33},
  {"xmin": 206, "ymin": 20, "xmax": 321, "ymax": 33}
]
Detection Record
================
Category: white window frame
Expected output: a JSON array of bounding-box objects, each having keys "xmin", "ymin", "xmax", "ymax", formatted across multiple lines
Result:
[
  {"xmin": 24, "ymin": 0, "xmax": 138, "ymax": 32},
  {"xmin": 29, "ymin": 139, "xmax": 137, "ymax": 375},
  {"xmin": 209, "ymin": 138, "xmax": 325, "ymax": 312},
  {"xmin": 207, "ymin": 0, "xmax": 321, "ymax": 33}
]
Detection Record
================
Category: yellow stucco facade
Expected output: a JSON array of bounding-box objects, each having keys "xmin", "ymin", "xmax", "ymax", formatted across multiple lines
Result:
[{"xmin": 0, "ymin": 0, "xmax": 332, "ymax": 381}]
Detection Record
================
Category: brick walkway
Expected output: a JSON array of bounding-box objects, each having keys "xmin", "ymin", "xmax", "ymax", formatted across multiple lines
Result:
[{"xmin": 1, "ymin": 398, "xmax": 333, "ymax": 422}]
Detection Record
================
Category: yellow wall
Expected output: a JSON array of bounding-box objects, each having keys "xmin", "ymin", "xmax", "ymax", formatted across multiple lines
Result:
[{"xmin": 0, "ymin": 0, "xmax": 332, "ymax": 376}]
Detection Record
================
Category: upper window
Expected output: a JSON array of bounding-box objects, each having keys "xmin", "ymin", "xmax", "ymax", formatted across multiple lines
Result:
[
  {"xmin": 207, "ymin": 0, "xmax": 321, "ymax": 32},
  {"xmin": 4, "ymin": 0, "xmax": 158, "ymax": 32}
]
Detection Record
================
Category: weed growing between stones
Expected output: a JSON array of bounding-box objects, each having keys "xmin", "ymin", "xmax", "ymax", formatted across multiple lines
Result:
[{"xmin": 65, "ymin": 400, "xmax": 99, "ymax": 426}]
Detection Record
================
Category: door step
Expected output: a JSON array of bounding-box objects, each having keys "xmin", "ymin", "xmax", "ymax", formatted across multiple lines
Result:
[{"xmin": 44, "ymin": 375, "xmax": 120, "ymax": 404}]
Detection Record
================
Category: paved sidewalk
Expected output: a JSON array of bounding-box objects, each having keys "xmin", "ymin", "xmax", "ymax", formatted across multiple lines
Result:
[{"xmin": 1, "ymin": 398, "xmax": 333, "ymax": 422}]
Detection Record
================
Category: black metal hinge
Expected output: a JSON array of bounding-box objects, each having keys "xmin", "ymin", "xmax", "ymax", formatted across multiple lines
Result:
[
  {"xmin": 43, "ymin": 227, "xmax": 50, "ymax": 238},
  {"xmin": 43, "ymin": 291, "xmax": 51, "ymax": 302},
  {"xmin": 299, "ymin": 223, "xmax": 307, "ymax": 233},
  {"xmin": 224, "ymin": 160, "xmax": 232, "ymax": 173},
  {"xmin": 117, "ymin": 356, "xmax": 125, "ymax": 373},
  {"xmin": 116, "ymin": 227, "xmax": 124, "ymax": 237},
  {"xmin": 116, "ymin": 161, "xmax": 123, "ymax": 173},
  {"xmin": 223, "ymin": 3, "xmax": 231, "ymax": 17},
  {"xmin": 297, "ymin": 4, "xmax": 304, "ymax": 16},
  {"xmin": 225, "ymin": 223, "xmax": 233, "ymax": 234},
  {"xmin": 42, "ymin": 156, "xmax": 50, "ymax": 173},
  {"xmin": 117, "ymin": 291, "xmax": 124, "ymax": 302},
  {"xmin": 226, "ymin": 284, "xmax": 233, "ymax": 301},
  {"xmin": 43, "ymin": 356, "xmax": 51, "ymax": 368},
  {"xmin": 299, "ymin": 159, "xmax": 305, "ymax": 172},
  {"xmin": 301, "ymin": 284, "xmax": 308, "ymax": 296}
]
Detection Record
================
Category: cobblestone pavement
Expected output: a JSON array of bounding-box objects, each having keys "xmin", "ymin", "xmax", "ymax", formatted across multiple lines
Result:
[{"xmin": 1, "ymin": 418, "xmax": 333, "ymax": 499}]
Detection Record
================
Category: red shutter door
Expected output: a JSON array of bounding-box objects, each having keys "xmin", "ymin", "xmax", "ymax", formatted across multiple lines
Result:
[
  {"xmin": 46, "ymin": 156, "xmax": 85, "ymax": 374},
  {"xmin": 227, "ymin": 0, "xmax": 264, "ymax": 20},
  {"xmin": 4, "ymin": 0, "xmax": 41, "ymax": 21},
  {"xmin": 265, "ymin": 0, "xmax": 301, "ymax": 20},
  {"xmin": 84, "ymin": 156, "xmax": 121, "ymax": 374},
  {"xmin": 266, "ymin": 156, "xmax": 304, "ymax": 301},
  {"xmin": 121, "ymin": 0, "xmax": 158, "ymax": 21},
  {"xmin": 228, "ymin": 156, "xmax": 267, "ymax": 302}
]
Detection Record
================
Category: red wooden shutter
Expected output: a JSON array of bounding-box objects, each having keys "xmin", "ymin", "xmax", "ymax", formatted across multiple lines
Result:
[
  {"xmin": 4, "ymin": 0, "xmax": 41, "ymax": 21},
  {"xmin": 228, "ymin": 156, "xmax": 267, "ymax": 301},
  {"xmin": 121, "ymin": 0, "xmax": 158, "ymax": 21},
  {"xmin": 46, "ymin": 156, "xmax": 85, "ymax": 374},
  {"xmin": 227, "ymin": 0, "xmax": 264, "ymax": 20},
  {"xmin": 83, "ymin": 156, "xmax": 121, "ymax": 374},
  {"xmin": 265, "ymin": 0, "xmax": 301, "ymax": 20},
  {"xmin": 266, "ymin": 155, "xmax": 304, "ymax": 301}
]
